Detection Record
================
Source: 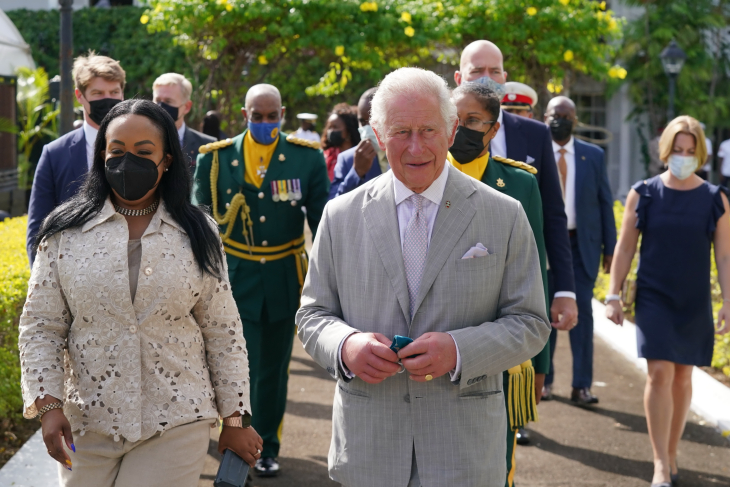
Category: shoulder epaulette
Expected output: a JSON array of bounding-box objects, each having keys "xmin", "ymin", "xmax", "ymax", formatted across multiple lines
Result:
[
  {"xmin": 199, "ymin": 138, "xmax": 234, "ymax": 154},
  {"xmin": 493, "ymin": 155, "xmax": 537, "ymax": 175},
  {"xmin": 286, "ymin": 134, "xmax": 321, "ymax": 150}
]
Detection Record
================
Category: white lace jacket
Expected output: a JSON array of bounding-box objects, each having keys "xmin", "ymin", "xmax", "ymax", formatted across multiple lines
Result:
[{"xmin": 19, "ymin": 199, "xmax": 251, "ymax": 442}]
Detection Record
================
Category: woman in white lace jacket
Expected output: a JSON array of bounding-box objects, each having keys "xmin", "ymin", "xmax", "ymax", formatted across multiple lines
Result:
[{"xmin": 19, "ymin": 99, "xmax": 262, "ymax": 487}]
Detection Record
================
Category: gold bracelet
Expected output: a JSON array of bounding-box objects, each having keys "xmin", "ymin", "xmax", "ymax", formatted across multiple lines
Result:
[{"xmin": 36, "ymin": 402, "xmax": 63, "ymax": 420}]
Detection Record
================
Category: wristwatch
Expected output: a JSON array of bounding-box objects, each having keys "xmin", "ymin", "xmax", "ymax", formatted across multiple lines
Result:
[
  {"xmin": 604, "ymin": 294, "xmax": 621, "ymax": 304},
  {"xmin": 222, "ymin": 412, "xmax": 252, "ymax": 428}
]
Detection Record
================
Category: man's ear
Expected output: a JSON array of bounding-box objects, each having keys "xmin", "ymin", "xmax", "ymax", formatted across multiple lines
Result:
[
  {"xmin": 447, "ymin": 118, "xmax": 459, "ymax": 147},
  {"xmin": 454, "ymin": 71, "xmax": 462, "ymax": 86},
  {"xmin": 182, "ymin": 100, "xmax": 193, "ymax": 117},
  {"xmin": 75, "ymin": 88, "xmax": 84, "ymax": 104},
  {"xmin": 281, "ymin": 106, "xmax": 286, "ymax": 120},
  {"xmin": 503, "ymin": 70, "xmax": 508, "ymax": 82},
  {"xmin": 241, "ymin": 107, "xmax": 248, "ymax": 121}
]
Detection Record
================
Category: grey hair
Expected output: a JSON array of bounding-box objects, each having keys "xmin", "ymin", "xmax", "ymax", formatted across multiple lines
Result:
[
  {"xmin": 153, "ymin": 73, "xmax": 193, "ymax": 102},
  {"xmin": 370, "ymin": 67, "xmax": 458, "ymax": 136}
]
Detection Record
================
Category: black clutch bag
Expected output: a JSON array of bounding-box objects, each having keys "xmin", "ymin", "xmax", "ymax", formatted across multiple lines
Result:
[{"xmin": 215, "ymin": 449, "xmax": 250, "ymax": 487}]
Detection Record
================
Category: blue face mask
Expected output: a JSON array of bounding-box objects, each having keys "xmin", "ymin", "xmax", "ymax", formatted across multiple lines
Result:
[
  {"xmin": 469, "ymin": 76, "xmax": 506, "ymax": 99},
  {"xmin": 249, "ymin": 121, "xmax": 280, "ymax": 145}
]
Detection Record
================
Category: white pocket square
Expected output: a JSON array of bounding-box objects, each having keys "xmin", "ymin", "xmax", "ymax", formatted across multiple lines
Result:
[
  {"xmin": 526, "ymin": 155, "xmax": 535, "ymax": 164},
  {"xmin": 461, "ymin": 243, "xmax": 489, "ymax": 259}
]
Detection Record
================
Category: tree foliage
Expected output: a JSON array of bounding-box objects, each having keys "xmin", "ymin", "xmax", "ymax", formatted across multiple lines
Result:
[
  {"xmin": 143, "ymin": 0, "xmax": 623, "ymax": 132},
  {"xmin": 621, "ymin": 0, "xmax": 730, "ymax": 136}
]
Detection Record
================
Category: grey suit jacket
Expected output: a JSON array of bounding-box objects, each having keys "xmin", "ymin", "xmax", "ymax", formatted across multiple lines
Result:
[
  {"xmin": 183, "ymin": 126, "xmax": 216, "ymax": 170},
  {"xmin": 296, "ymin": 166, "xmax": 550, "ymax": 487}
]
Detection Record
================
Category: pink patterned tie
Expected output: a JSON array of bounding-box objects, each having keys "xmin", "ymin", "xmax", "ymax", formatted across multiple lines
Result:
[{"xmin": 403, "ymin": 194, "xmax": 428, "ymax": 317}]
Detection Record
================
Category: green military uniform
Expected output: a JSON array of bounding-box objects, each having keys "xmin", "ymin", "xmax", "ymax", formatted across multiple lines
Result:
[
  {"xmin": 453, "ymin": 154, "xmax": 550, "ymax": 487},
  {"xmin": 192, "ymin": 130, "xmax": 330, "ymax": 459}
]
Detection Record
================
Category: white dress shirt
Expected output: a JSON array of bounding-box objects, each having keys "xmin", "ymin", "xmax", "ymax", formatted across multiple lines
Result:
[
  {"xmin": 552, "ymin": 136, "xmax": 577, "ymax": 230},
  {"xmin": 178, "ymin": 122, "xmax": 186, "ymax": 146},
  {"xmin": 718, "ymin": 139, "xmax": 730, "ymax": 176},
  {"xmin": 339, "ymin": 164, "xmax": 462, "ymax": 380},
  {"xmin": 82, "ymin": 121, "xmax": 99, "ymax": 170},
  {"xmin": 490, "ymin": 109, "xmax": 507, "ymax": 158}
]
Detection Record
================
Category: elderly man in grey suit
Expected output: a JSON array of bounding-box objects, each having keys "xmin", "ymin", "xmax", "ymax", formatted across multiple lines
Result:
[{"xmin": 296, "ymin": 67, "xmax": 550, "ymax": 487}]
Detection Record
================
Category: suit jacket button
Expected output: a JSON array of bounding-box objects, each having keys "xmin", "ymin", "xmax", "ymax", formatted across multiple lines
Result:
[
  {"xmin": 260, "ymin": 258, "xmax": 266, "ymax": 264},
  {"xmin": 231, "ymin": 159, "xmax": 239, "ymax": 167},
  {"xmin": 129, "ymin": 325, "xmax": 137, "ymax": 334},
  {"xmin": 225, "ymin": 202, "xmax": 230, "ymax": 209},
  {"xmin": 404, "ymin": 394, "xmax": 410, "ymax": 403},
  {"xmin": 143, "ymin": 267, "xmax": 153, "ymax": 276},
  {"xmin": 227, "ymin": 189, "xmax": 232, "ymax": 194},
  {"xmin": 259, "ymin": 215, "xmax": 266, "ymax": 223},
  {"xmin": 258, "ymin": 192, "xmax": 264, "ymax": 199},
  {"xmin": 262, "ymin": 241, "xmax": 268, "ymax": 247}
]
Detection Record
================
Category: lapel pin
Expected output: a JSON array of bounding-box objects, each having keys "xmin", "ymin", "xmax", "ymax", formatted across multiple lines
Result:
[
  {"xmin": 445, "ymin": 201, "xmax": 451, "ymax": 208},
  {"xmin": 231, "ymin": 159, "xmax": 239, "ymax": 167},
  {"xmin": 496, "ymin": 178, "xmax": 505, "ymax": 188},
  {"xmin": 279, "ymin": 153, "xmax": 286, "ymax": 161}
]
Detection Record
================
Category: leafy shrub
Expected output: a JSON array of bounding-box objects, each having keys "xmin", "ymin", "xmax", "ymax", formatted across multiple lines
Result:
[
  {"xmin": 594, "ymin": 201, "xmax": 730, "ymax": 378},
  {"xmin": 0, "ymin": 216, "xmax": 30, "ymax": 421}
]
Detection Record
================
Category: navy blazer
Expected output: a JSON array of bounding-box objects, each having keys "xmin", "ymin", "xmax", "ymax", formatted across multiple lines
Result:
[
  {"xmin": 328, "ymin": 145, "xmax": 381, "ymax": 200},
  {"xmin": 26, "ymin": 128, "xmax": 88, "ymax": 266},
  {"xmin": 182, "ymin": 126, "xmax": 216, "ymax": 170},
  {"xmin": 501, "ymin": 111, "xmax": 576, "ymax": 294},
  {"xmin": 572, "ymin": 138, "xmax": 617, "ymax": 281}
]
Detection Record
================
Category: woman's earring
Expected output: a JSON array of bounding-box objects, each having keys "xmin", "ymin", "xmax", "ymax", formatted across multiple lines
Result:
[{"xmin": 164, "ymin": 168, "xmax": 169, "ymax": 172}]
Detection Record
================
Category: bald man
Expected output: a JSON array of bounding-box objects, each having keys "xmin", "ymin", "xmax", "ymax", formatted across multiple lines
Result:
[
  {"xmin": 192, "ymin": 83, "xmax": 330, "ymax": 477},
  {"xmin": 456, "ymin": 40, "xmax": 578, "ymax": 334},
  {"xmin": 544, "ymin": 96, "xmax": 616, "ymax": 405}
]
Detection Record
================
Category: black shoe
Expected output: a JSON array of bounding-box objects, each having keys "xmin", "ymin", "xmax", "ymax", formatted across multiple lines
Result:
[
  {"xmin": 245, "ymin": 473, "xmax": 254, "ymax": 487},
  {"xmin": 516, "ymin": 428, "xmax": 530, "ymax": 445},
  {"xmin": 571, "ymin": 387, "xmax": 599, "ymax": 405},
  {"xmin": 254, "ymin": 457, "xmax": 280, "ymax": 477},
  {"xmin": 541, "ymin": 384, "xmax": 553, "ymax": 401}
]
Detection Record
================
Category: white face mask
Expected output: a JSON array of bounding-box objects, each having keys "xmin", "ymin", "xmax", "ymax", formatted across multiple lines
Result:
[
  {"xmin": 667, "ymin": 154, "xmax": 698, "ymax": 180},
  {"xmin": 358, "ymin": 124, "xmax": 385, "ymax": 156}
]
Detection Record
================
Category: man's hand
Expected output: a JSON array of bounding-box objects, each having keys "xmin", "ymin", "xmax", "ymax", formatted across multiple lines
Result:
[
  {"xmin": 398, "ymin": 332, "xmax": 457, "ymax": 382},
  {"xmin": 353, "ymin": 139, "xmax": 377, "ymax": 178},
  {"xmin": 342, "ymin": 332, "xmax": 401, "ymax": 384},
  {"xmin": 603, "ymin": 254, "xmax": 614, "ymax": 274},
  {"xmin": 551, "ymin": 296, "xmax": 578, "ymax": 331}
]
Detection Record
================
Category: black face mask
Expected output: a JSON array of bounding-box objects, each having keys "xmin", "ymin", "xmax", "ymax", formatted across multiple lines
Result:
[
  {"xmin": 449, "ymin": 125, "xmax": 488, "ymax": 164},
  {"xmin": 87, "ymin": 98, "xmax": 122, "ymax": 125},
  {"xmin": 105, "ymin": 152, "xmax": 164, "ymax": 202},
  {"xmin": 158, "ymin": 102, "xmax": 180, "ymax": 122},
  {"xmin": 327, "ymin": 129, "xmax": 345, "ymax": 147},
  {"xmin": 549, "ymin": 117, "xmax": 574, "ymax": 142}
]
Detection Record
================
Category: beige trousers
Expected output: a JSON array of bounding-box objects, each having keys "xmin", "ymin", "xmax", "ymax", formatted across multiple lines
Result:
[{"xmin": 58, "ymin": 420, "xmax": 214, "ymax": 487}]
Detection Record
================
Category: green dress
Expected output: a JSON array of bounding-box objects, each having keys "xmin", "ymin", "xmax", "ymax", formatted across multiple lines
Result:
[
  {"xmin": 452, "ymin": 154, "xmax": 549, "ymax": 487},
  {"xmin": 193, "ymin": 130, "xmax": 330, "ymax": 458}
]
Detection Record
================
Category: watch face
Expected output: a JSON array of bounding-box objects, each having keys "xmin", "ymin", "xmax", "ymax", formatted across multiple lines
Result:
[{"xmin": 242, "ymin": 412, "xmax": 252, "ymax": 428}]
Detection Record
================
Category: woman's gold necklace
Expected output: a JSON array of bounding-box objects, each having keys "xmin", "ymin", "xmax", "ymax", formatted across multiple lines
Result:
[{"xmin": 114, "ymin": 198, "xmax": 159, "ymax": 217}]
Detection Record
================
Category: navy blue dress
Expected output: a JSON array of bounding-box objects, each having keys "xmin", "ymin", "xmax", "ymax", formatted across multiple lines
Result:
[{"xmin": 633, "ymin": 176, "xmax": 725, "ymax": 366}]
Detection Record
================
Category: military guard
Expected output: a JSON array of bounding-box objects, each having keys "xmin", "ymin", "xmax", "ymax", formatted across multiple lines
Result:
[
  {"xmin": 450, "ymin": 82, "xmax": 549, "ymax": 487},
  {"xmin": 192, "ymin": 84, "xmax": 330, "ymax": 477},
  {"xmin": 501, "ymin": 81, "xmax": 539, "ymax": 119}
]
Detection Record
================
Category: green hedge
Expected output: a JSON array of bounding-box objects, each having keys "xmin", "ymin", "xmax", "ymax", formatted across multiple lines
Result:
[
  {"xmin": 593, "ymin": 202, "xmax": 730, "ymax": 378},
  {"xmin": 7, "ymin": 6, "xmax": 191, "ymax": 102},
  {"xmin": 0, "ymin": 216, "xmax": 30, "ymax": 421}
]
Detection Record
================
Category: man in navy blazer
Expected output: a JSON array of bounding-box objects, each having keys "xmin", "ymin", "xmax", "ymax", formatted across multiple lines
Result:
[
  {"xmin": 543, "ymin": 96, "xmax": 616, "ymax": 404},
  {"xmin": 329, "ymin": 88, "xmax": 385, "ymax": 200},
  {"xmin": 26, "ymin": 53, "xmax": 126, "ymax": 266},
  {"xmin": 455, "ymin": 40, "xmax": 579, "ymax": 333}
]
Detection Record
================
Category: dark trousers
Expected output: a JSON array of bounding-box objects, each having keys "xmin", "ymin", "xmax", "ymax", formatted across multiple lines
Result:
[
  {"xmin": 545, "ymin": 233, "xmax": 595, "ymax": 389},
  {"xmin": 240, "ymin": 305, "xmax": 296, "ymax": 458}
]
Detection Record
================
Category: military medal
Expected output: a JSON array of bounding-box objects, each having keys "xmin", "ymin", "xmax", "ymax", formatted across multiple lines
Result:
[
  {"xmin": 257, "ymin": 156, "xmax": 267, "ymax": 178},
  {"xmin": 287, "ymin": 180, "xmax": 295, "ymax": 201},
  {"xmin": 271, "ymin": 181, "xmax": 280, "ymax": 202},
  {"xmin": 278, "ymin": 180, "xmax": 289, "ymax": 201},
  {"xmin": 293, "ymin": 179, "xmax": 302, "ymax": 200}
]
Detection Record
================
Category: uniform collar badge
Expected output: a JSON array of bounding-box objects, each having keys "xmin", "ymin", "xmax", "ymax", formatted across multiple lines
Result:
[{"xmin": 497, "ymin": 178, "xmax": 506, "ymax": 188}]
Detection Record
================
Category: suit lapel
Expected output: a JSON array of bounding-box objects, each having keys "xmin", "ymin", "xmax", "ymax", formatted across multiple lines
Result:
[
  {"xmin": 412, "ymin": 166, "xmax": 476, "ymax": 317},
  {"xmin": 70, "ymin": 128, "xmax": 89, "ymax": 182},
  {"xmin": 182, "ymin": 127, "xmax": 195, "ymax": 162},
  {"xmin": 503, "ymin": 112, "xmax": 528, "ymax": 163},
  {"xmin": 362, "ymin": 172, "xmax": 411, "ymax": 323},
  {"xmin": 573, "ymin": 139, "xmax": 586, "ymax": 204}
]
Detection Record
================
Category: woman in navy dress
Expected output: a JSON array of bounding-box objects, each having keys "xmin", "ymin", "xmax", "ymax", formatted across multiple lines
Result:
[{"xmin": 606, "ymin": 116, "xmax": 730, "ymax": 487}]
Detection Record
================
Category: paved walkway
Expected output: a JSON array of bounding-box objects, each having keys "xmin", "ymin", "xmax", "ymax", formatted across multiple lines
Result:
[{"xmin": 199, "ymin": 319, "xmax": 730, "ymax": 487}]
